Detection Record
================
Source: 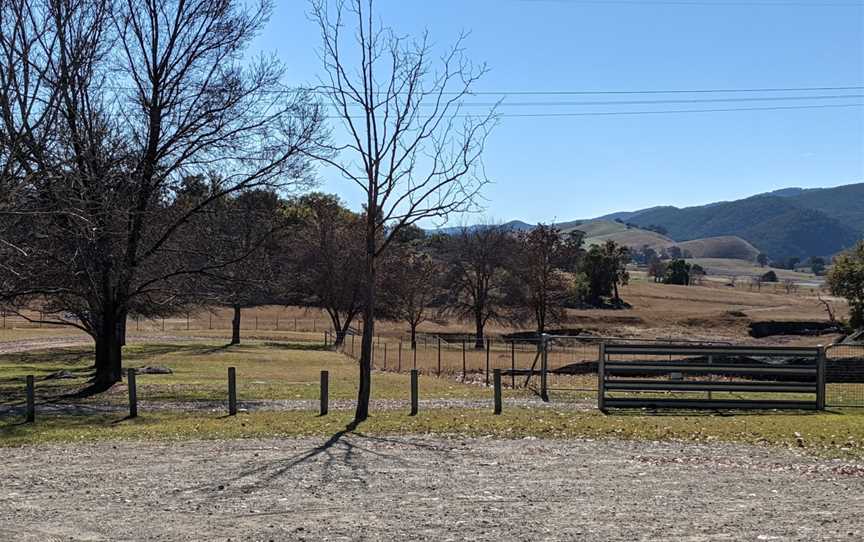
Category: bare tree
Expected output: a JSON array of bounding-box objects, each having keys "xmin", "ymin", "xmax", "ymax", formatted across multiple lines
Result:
[
  {"xmin": 506, "ymin": 225, "xmax": 583, "ymax": 336},
  {"xmin": 0, "ymin": 0, "xmax": 324, "ymax": 388},
  {"xmin": 289, "ymin": 193, "xmax": 366, "ymax": 347},
  {"xmin": 190, "ymin": 187, "xmax": 293, "ymax": 345},
  {"xmin": 440, "ymin": 226, "xmax": 514, "ymax": 349},
  {"xmin": 379, "ymin": 246, "xmax": 443, "ymax": 350},
  {"xmin": 309, "ymin": 0, "xmax": 496, "ymax": 422}
]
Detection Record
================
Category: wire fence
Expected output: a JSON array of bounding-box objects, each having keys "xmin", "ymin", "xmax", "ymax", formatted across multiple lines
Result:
[
  {"xmin": 339, "ymin": 333, "xmax": 864, "ymax": 408},
  {"xmin": 0, "ymin": 308, "xmax": 331, "ymax": 334}
]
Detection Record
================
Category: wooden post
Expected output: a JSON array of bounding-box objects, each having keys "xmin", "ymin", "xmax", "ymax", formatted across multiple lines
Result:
[
  {"xmin": 462, "ymin": 340, "xmax": 466, "ymax": 382},
  {"xmin": 351, "ymin": 333, "xmax": 355, "ymax": 356},
  {"xmin": 410, "ymin": 369, "xmax": 419, "ymax": 416},
  {"xmin": 25, "ymin": 375, "xmax": 34, "ymax": 423},
  {"xmin": 510, "ymin": 340, "xmax": 516, "ymax": 389},
  {"xmin": 598, "ymin": 343, "xmax": 606, "ymax": 412},
  {"xmin": 383, "ymin": 343, "xmax": 388, "ymax": 371},
  {"xmin": 255, "ymin": 316, "xmax": 258, "ymax": 331},
  {"xmin": 275, "ymin": 316, "xmax": 279, "ymax": 330},
  {"xmin": 313, "ymin": 319, "xmax": 316, "ymax": 332},
  {"xmin": 485, "ymin": 338, "xmax": 491, "ymax": 387},
  {"xmin": 186, "ymin": 313, "xmax": 190, "ymax": 331},
  {"xmin": 228, "ymin": 367, "xmax": 237, "ymax": 416},
  {"xmin": 493, "ymin": 369, "xmax": 502, "ymax": 415},
  {"xmin": 128, "ymin": 369, "xmax": 138, "ymax": 418},
  {"xmin": 816, "ymin": 346, "xmax": 826, "ymax": 410},
  {"xmin": 161, "ymin": 316, "xmax": 165, "ymax": 331},
  {"xmin": 540, "ymin": 334, "xmax": 549, "ymax": 402},
  {"xmin": 324, "ymin": 331, "xmax": 328, "ymax": 347},
  {"xmin": 437, "ymin": 337, "xmax": 441, "ymax": 377},
  {"xmin": 209, "ymin": 313, "xmax": 212, "ymax": 330},
  {"xmin": 294, "ymin": 318, "xmax": 298, "ymax": 331},
  {"xmin": 320, "ymin": 370, "xmax": 329, "ymax": 416},
  {"xmin": 398, "ymin": 339, "xmax": 403, "ymax": 372}
]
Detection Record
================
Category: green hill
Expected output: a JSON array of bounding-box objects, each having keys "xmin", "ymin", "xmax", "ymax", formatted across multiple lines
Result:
[{"xmin": 623, "ymin": 187, "xmax": 863, "ymax": 260}]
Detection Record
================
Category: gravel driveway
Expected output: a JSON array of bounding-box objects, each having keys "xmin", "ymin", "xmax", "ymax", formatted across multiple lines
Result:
[{"xmin": 1, "ymin": 436, "xmax": 862, "ymax": 541}]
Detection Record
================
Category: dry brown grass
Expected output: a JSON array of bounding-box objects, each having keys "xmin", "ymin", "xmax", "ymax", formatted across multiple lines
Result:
[{"xmin": 1, "ymin": 276, "xmax": 848, "ymax": 348}]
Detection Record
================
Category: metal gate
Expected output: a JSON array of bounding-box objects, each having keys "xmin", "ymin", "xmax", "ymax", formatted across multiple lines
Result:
[
  {"xmin": 826, "ymin": 343, "xmax": 864, "ymax": 408},
  {"xmin": 598, "ymin": 343, "xmax": 825, "ymax": 411}
]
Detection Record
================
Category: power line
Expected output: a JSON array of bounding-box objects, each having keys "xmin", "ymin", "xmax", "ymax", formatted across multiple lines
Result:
[
  {"xmin": 328, "ymin": 93, "xmax": 864, "ymax": 107},
  {"xmin": 518, "ymin": 0, "xmax": 864, "ymax": 7},
  {"xmin": 325, "ymin": 102, "xmax": 862, "ymax": 119}
]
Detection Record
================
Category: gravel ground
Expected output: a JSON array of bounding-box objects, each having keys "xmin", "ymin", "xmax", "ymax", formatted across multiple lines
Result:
[{"xmin": 1, "ymin": 436, "xmax": 862, "ymax": 541}]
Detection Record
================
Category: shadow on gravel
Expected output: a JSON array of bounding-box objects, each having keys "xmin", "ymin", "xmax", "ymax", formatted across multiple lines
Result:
[{"xmin": 203, "ymin": 423, "xmax": 452, "ymax": 496}]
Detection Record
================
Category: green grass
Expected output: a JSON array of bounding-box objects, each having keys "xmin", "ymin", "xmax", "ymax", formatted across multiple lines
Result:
[
  {"xmin": 1, "ymin": 408, "xmax": 862, "ymax": 460},
  {"xmin": 0, "ymin": 341, "xmax": 519, "ymax": 406}
]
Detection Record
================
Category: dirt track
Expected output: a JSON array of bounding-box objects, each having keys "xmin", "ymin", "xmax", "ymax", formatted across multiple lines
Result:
[{"xmin": 1, "ymin": 436, "xmax": 862, "ymax": 541}]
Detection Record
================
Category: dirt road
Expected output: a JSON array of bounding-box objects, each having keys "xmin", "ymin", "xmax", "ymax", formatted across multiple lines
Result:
[{"xmin": 1, "ymin": 436, "xmax": 861, "ymax": 541}]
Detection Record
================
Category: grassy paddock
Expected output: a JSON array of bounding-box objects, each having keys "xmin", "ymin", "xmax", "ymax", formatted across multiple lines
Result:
[
  {"xmin": 1, "ymin": 408, "xmax": 862, "ymax": 460},
  {"xmin": 0, "ymin": 342, "xmax": 525, "ymax": 407}
]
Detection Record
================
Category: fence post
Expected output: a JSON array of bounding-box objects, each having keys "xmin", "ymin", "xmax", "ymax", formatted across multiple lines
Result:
[
  {"xmin": 398, "ymin": 339, "xmax": 403, "ymax": 372},
  {"xmin": 540, "ymin": 334, "xmax": 549, "ymax": 402},
  {"xmin": 410, "ymin": 369, "xmax": 419, "ymax": 416},
  {"xmin": 485, "ymin": 338, "xmax": 491, "ymax": 387},
  {"xmin": 351, "ymin": 333, "xmax": 355, "ymax": 356},
  {"xmin": 462, "ymin": 340, "xmax": 466, "ymax": 382},
  {"xmin": 493, "ymin": 369, "xmax": 502, "ymax": 415},
  {"xmin": 511, "ymin": 341, "xmax": 516, "ymax": 388},
  {"xmin": 324, "ymin": 331, "xmax": 329, "ymax": 347},
  {"xmin": 437, "ymin": 337, "xmax": 441, "ymax": 377},
  {"xmin": 598, "ymin": 343, "xmax": 606, "ymax": 412},
  {"xmin": 25, "ymin": 375, "xmax": 34, "ymax": 423},
  {"xmin": 320, "ymin": 370, "xmax": 329, "ymax": 416},
  {"xmin": 228, "ymin": 367, "xmax": 237, "ymax": 416},
  {"xmin": 816, "ymin": 346, "xmax": 826, "ymax": 410},
  {"xmin": 128, "ymin": 368, "xmax": 138, "ymax": 418},
  {"xmin": 384, "ymin": 343, "xmax": 388, "ymax": 371}
]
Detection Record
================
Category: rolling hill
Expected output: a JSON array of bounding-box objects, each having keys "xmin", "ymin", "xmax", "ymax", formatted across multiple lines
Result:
[
  {"xmin": 675, "ymin": 236, "xmax": 760, "ymax": 261},
  {"xmin": 427, "ymin": 182, "xmax": 863, "ymax": 261},
  {"xmin": 619, "ymin": 184, "xmax": 863, "ymax": 260}
]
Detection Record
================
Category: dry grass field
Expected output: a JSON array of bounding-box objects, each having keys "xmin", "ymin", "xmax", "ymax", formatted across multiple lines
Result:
[{"xmin": 1, "ymin": 274, "xmax": 847, "ymax": 348}]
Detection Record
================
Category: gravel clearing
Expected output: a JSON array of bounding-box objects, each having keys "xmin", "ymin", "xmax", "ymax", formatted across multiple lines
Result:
[{"xmin": 1, "ymin": 436, "xmax": 862, "ymax": 541}]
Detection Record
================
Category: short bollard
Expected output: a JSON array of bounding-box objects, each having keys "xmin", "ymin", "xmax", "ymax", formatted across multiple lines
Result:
[
  {"xmin": 410, "ymin": 369, "xmax": 419, "ymax": 416},
  {"xmin": 228, "ymin": 367, "xmax": 237, "ymax": 416},
  {"xmin": 320, "ymin": 370, "xmax": 329, "ymax": 416},
  {"xmin": 493, "ymin": 369, "xmax": 502, "ymax": 415},
  {"xmin": 25, "ymin": 375, "xmax": 35, "ymax": 423},
  {"xmin": 128, "ymin": 368, "xmax": 138, "ymax": 419}
]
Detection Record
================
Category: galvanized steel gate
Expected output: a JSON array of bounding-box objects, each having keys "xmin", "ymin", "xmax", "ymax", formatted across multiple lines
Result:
[{"xmin": 597, "ymin": 344, "xmax": 826, "ymax": 411}]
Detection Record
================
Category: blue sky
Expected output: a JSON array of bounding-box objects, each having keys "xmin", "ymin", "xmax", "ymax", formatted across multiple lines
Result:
[{"xmin": 252, "ymin": 0, "xmax": 864, "ymax": 224}]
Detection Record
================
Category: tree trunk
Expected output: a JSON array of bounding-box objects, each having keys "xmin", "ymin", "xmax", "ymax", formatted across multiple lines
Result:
[
  {"xmin": 410, "ymin": 323, "xmax": 418, "ymax": 350},
  {"xmin": 118, "ymin": 308, "xmax": 127, "ymax": 347},
  {"xmin": 93, "ymin": 309, "xmax": 122, "ymax": 390},
  {"xmin": 231, "ymin": 304, "xmax": 241, "ymax": 345},
  {"xmin": 355, "ymin": 226, "xmax": 377, "ymax": 424},
  {"xmin": 474, "ymin": 313, "xmax": 485, "ymax": 350}
]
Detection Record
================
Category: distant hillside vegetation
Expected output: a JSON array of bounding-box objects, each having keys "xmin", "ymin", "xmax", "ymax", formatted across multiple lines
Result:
[
  {"xmin": 624, "ymin": 190, "xmax": 862, "ymax": 260},
  {"xmin": 675, "ymin": 236, "xmax": 759, "ymax": 261},
  {"xmin": 561, "ymin": 219, "xmax": 674, "ymax": 250}
]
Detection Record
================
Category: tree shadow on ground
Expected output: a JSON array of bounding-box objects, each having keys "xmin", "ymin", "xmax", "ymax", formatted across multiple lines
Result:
[{"xmin": 199, "ymin": 421, "xmax": 452, "ymax": 496}]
